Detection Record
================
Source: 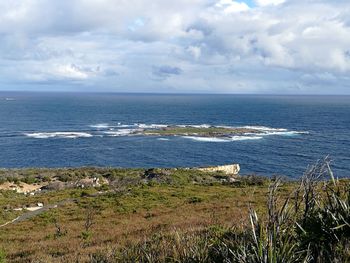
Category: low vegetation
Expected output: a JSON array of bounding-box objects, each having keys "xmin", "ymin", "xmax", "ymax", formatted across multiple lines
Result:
[
  {"xmin": 141, "ymin": 126, "xmax": 258, "ymax": 137},
  {"xmin": 0, "ymin": 158, "xmax": 349, "ymax": 262}
]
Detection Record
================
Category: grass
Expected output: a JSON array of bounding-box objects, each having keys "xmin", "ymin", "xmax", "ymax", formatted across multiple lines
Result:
[{"xmin": 0, "ymin": 160, "xmax": 348, "ymax": 262}]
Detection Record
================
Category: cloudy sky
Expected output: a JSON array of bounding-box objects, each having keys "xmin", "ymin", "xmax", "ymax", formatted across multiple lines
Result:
[{"xmin": 1, "ymin": 0, "xmax": 350, "ymax": 94}]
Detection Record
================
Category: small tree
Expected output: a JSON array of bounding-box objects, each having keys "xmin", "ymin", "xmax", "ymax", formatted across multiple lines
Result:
[{"xmin": 81, "ymin": 206, "xmax": 97, "ymax": 246}]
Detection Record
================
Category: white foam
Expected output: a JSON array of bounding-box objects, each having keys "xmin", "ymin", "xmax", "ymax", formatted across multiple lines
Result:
[
  {"xmin": 136, "ymin": 124, "xmax": 168, "ymax": 129},
  {"xmin": 103, "ymin": 129, "xmax": 140, "ymax": 137},
  {"xmin": 239, "ymin": 125, "xmax": 309, "ymax": 137},
  {"xmin": 261, "ymin": 131, "xmax": 309, "ymax": 136},
  {"xmin": 90, "ymin": 123, "xmax": 110, "ymax": 129},
  {"xmin": 183, "ymin": 135, "xmax": 264, "ymax": 142},
  {"xmin": 240, "ymin": 125, "xmax": 288, "ymax": 132},
  {"xmin": 25, "ymin": 132, "xmax": 93, "ymax": 139},
  {"xmin": 229, "ymin": 136, "xmax": 263, "ymax": 141},
  {"xmin": 157, "ymin": 138, "xmax": 170, "ymax": 141},
  {"xmin": 182, "ymin": 136, "xmax": 229, "ymax": 142},
  {"xmin": 189, "ymin": 124, "xmax": 212, "ymax": 128}
]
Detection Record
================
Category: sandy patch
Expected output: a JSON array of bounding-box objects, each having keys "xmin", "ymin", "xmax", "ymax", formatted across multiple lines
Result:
[{"xmin": 0, "ymin": 182, "xmax": 46, "ymax": 193}]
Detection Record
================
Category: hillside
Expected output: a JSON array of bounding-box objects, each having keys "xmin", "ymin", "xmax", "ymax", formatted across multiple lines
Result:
[{"xmin": 0, "ymin": 160, "xmax": 349, "ymax": 262}]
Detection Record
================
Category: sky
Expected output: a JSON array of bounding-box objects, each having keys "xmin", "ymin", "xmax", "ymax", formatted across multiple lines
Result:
[{"xmin": 0, "ymin": 0, "xmax": 350, "ymax": 94}]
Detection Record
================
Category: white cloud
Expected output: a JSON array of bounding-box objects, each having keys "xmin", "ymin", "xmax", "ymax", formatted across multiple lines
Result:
[
  {"xmin": 54, "ymin": 64, "xmax": 89, "ymax": 80},
  {"xmin": 187, "ymin": 46, "xmax": 202, "ymax": 59},
  {"xmin": 255, "ymin": 0, "xmax": 285, "ymax": 6},
  {"xmin": 0, "ymin": 0, "xmax": 349, "ymax": 94},
  {"xmin": 215, "ymin": 0, "xmax": 250, "ymax": 13}
]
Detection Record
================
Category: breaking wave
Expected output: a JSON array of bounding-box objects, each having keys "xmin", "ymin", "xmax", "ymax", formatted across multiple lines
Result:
[
  {"xmin": 182, "ymin": 136, "xmax": 229, "ymax": 142},
  {"xmin": 182, "ymin": 135, "xmax": 263, "ymax": 142},
  {"xmin": 90, "ymin": 123, "xmax": 110, "ymax": 129},
  {"xmin": 240, "ymin": 125, "xmax": 288, "ymax": 132},
  {"xmin": 230, "ymin": 136, "xmax": 264, "ymax": 141},
  {"xmin": 103, "ymin": 129, "xmax": 140, "ymax": 137},
  {"xmin": 135, "ymin": 123, "xmax": 168, "ymax": 129},
  {"xmin": 25, "ymin": 132, "xmax": 93, "ymax": 139},
  {"xmin": 260, "ymin": 131, "xmax": 309, "ymax": 136}
]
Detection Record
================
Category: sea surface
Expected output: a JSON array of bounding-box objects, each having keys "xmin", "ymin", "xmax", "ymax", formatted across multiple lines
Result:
[{"xmin": 0, "ymin": 92, "xmax": 349, "ymax": 179}]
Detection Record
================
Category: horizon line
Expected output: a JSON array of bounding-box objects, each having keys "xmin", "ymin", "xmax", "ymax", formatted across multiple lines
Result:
[{"xmin": 0, "ymin": 90, "xmax": 350, "ymax": 96}]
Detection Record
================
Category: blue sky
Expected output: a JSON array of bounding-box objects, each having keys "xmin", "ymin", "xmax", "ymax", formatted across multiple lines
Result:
[
  {"xmin": 0, "ymin": 0, "xmax": 350, "ymax": 94},
  {"xmin": 240, "ymin": 0, "xmax": 255, "ymax": 7}
]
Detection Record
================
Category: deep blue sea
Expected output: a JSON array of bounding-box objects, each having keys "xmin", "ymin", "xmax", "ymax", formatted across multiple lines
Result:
[{"xmin": 0, "ymin": 92, "xmax": 349, "ymax": 179}]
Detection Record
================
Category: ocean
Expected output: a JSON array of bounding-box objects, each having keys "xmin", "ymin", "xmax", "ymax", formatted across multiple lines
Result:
[{"xmin": 0, "ymin": 92, "xmax": 349, "ymax": 178}]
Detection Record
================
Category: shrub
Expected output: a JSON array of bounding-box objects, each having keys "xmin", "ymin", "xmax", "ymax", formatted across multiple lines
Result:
[
  {"xmin": 0, "ymin": 249, "xmax": 6, "ymax": 263},
  {"xmin": 296, "ymin": 158, "xmax": 350, "ymax": 262},
  {"xmin": 187, "ymin": 196, "xmax": 203, "ymax": 204},
  {"xmin": 87, "ymin": 158, "xmax": 349, "ymax": 263}
]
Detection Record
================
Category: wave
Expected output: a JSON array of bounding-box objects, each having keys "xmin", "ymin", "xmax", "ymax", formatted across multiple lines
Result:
[
  {"xmin": 90, "ymin": 123, "xmax": 110, "ymax": 129},
  {"xmin": 260, "ymin": 131, "xmax": 309, "ymax": 136},
  {"xmin": 91, "ymin": 123, "xmax": 169, "ymax": 130},
  {"xmin": 239, "ymin": 125, "xmax": 309, "ymax": 137},
  {"xmin": 182, "ymin": 135, "xmax": 264, "ymax": 142},
  {"xmin": 240, "ymin": 125, "xmax": 288, "ymax": 132},
  {"xmin": 182, "ymin": 136, "xmax": 229, "ymax": 142},
  {"xmin": 90, "ymin": 123, "xmax": 135, "ymax": 129},
  {"xmin": 103, "ymin": 129, "xmax": 140, "ymax": 137},
  {"xmin": 230, "ymin": 136, "xmax": 263, "ymax": 141},
  {"xmin": 25, "ymin": 132, "xmax": 93, "ymax": 139},
  {"xmin": 135, "ymin": 123, "xmax": 168, "ymax": 129},
  {"xmin": 157, "ymin": 138, "xmax": 170, "ymax": 141}
]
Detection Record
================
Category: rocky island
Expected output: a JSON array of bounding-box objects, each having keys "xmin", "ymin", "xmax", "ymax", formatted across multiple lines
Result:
[{"xmin": 131, "ymin": 125, "xmax": 260, "ymax": 138}]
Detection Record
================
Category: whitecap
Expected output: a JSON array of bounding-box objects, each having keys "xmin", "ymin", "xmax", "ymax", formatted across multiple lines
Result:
[
  {"xmin": 103, "ymin": 129, "xmax": 140, "ymax": 137},
  {"xmin": 261, "ymin": 131, "xmax": 309, "ymax": 136},
  {"xmin": 90, "ymin": 123, "xmax": 110, "ymax": 129},
  {"xmin": 157, "ymin": 138, "xmax": 170, "ymax": 141},
  {"xmin": 136, "ymin": 124, "xmax": 168, "ymax": 129},
  {"xmin": 229, "ymin": 136, "xmax": 263, "ymax": 141},
  {"xmin": 25, "ymin": 132, "xmax": 93, "ymax": 139},
  {"xmin": 188, "ymin": 124, "xmax": 212, "ymax": 128},
  {"xmin": 182, "ymin": 135, "xmax": 264, "ymax": 142},
  {"xmin": 240, "ymin": 125, "xmax": 288, "ymax": 132},
  {"xmin": 182, "ymin": 136, "xmax": 229, "ymax": 142}
]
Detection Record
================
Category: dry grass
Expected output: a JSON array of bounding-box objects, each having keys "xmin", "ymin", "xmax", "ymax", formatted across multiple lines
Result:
[
  {"xmin": 0, "ymin": 178, "xmax": 292, "ymax": 262},
  {"xmin": 2, "ymin": 163, "xmax": 346, "ymax": 263}
]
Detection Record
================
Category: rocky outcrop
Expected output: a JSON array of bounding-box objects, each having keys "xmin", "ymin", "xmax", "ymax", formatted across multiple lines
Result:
[{"xmin": 198, "ymin": 164, "xmax": 240, "ymax": 175}]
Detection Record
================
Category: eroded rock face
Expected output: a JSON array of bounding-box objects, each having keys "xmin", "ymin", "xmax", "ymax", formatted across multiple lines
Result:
[{"xmin": 198, "ymin": 164, "xmax": 240, "ymax": 175}]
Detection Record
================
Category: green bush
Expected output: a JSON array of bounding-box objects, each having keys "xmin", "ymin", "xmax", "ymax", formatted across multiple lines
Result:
[{"xmin": 187, "ymin": 196, "xmax": 203, "ymax": 204}]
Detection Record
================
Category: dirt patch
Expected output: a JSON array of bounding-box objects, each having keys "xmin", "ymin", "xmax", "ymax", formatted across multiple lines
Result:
[{"xmin": 0, "ymin": 182, "xmax": 46, "ymax": 193}]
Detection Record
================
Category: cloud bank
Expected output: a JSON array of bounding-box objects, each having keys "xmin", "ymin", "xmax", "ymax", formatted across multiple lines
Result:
[{"xmin": 0, "ymin": 0, "xmax": 350, "ymax": 94}]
